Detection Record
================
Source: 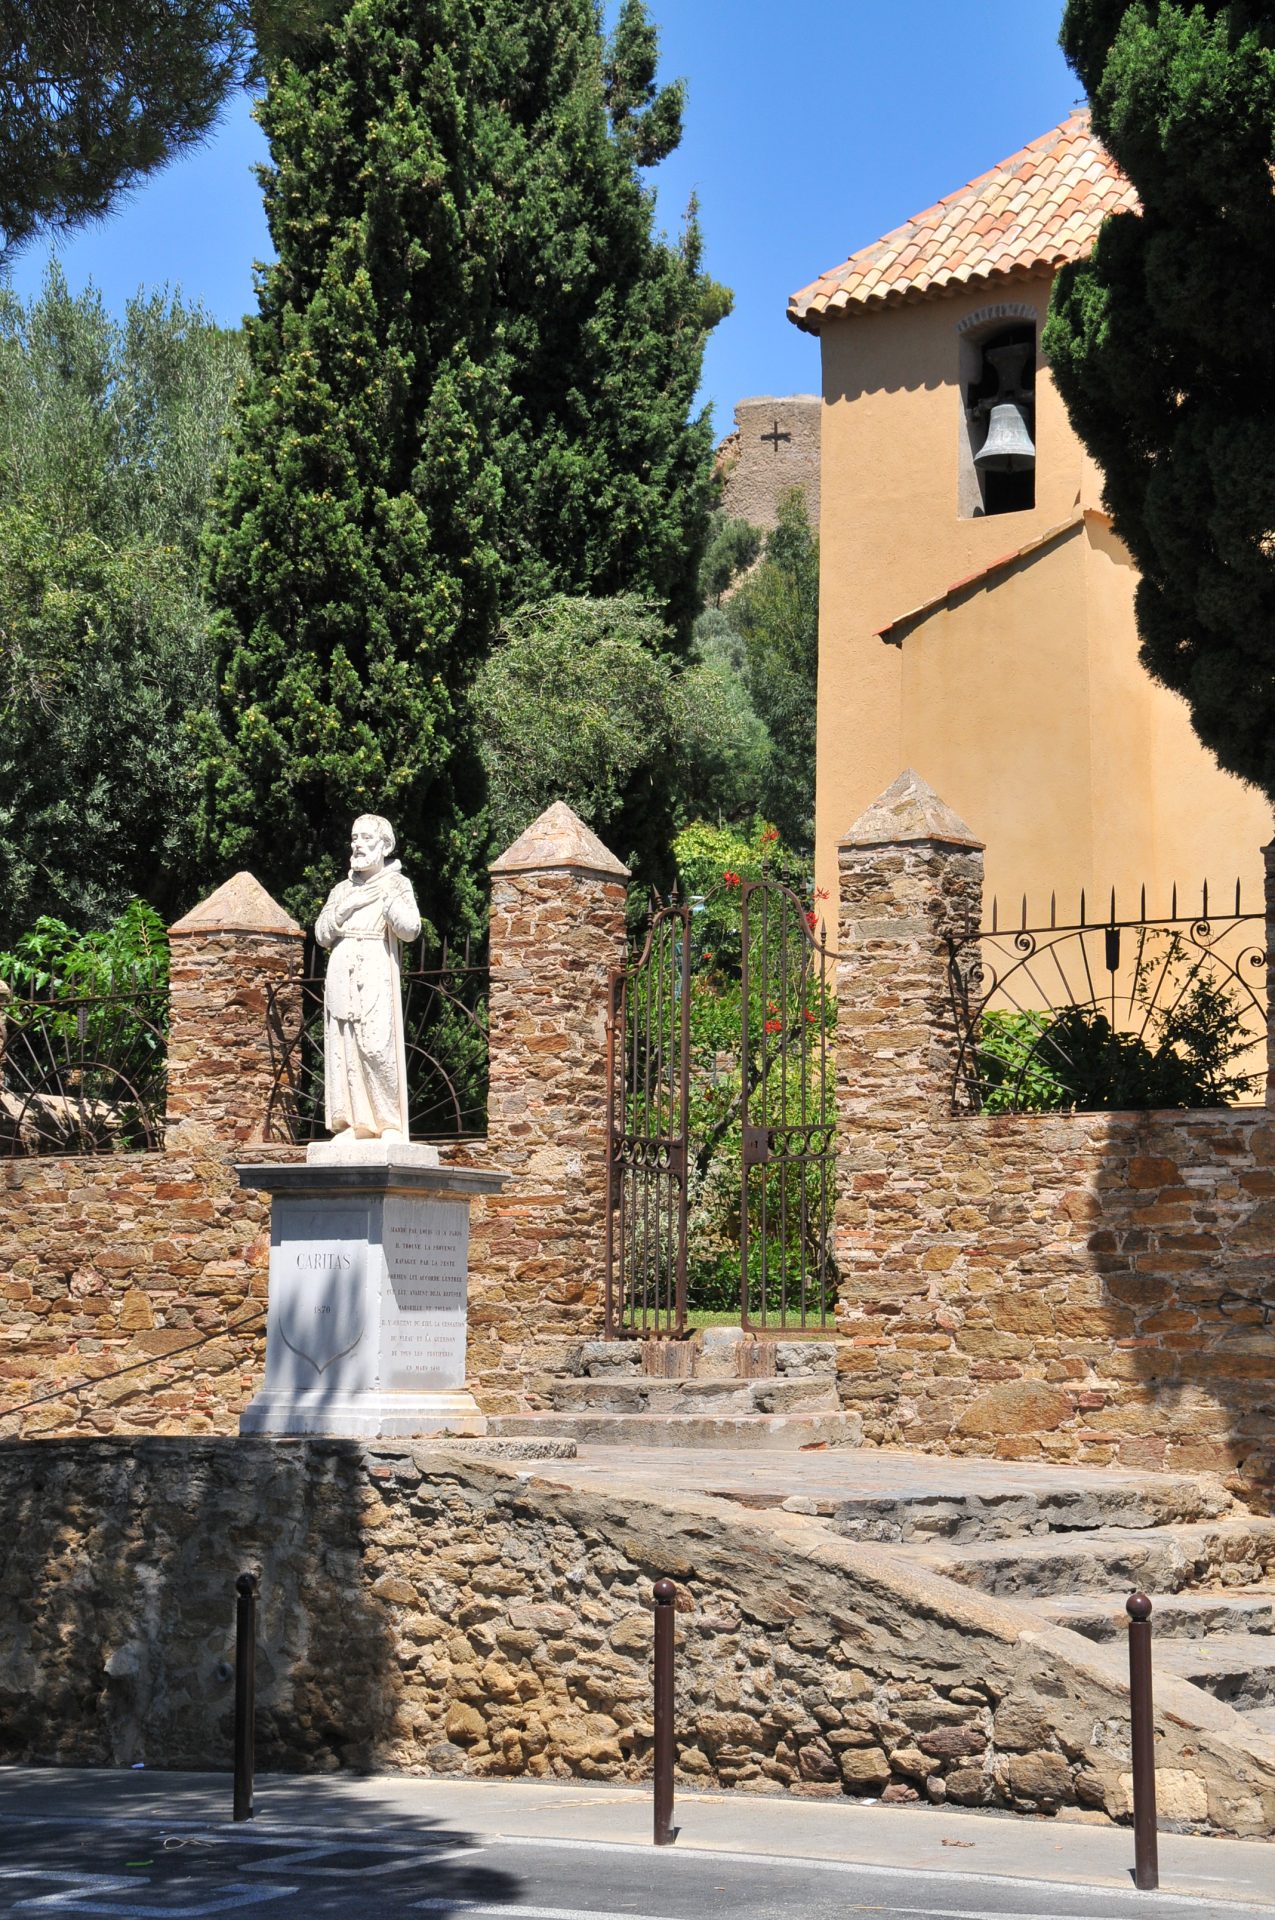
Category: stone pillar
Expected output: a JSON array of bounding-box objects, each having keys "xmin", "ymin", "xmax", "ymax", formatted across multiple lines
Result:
[
  {"xmin": 837, "ymin": 769, "xmax": 985, "ymax": 1134},
  {"xmin": 483, "ymin": 803, "xmax": 629, "ymax": 1348},
  {"xmin": 1265, "ymin": 839, "xmax": 1275, "ymax": 1108},
  {"xmin": 166, "ymin": 872, "xmax": 304, "ymax": 1146},
  {"xmin": 834, "ymin": 772, "xmax": 984, "ymax": 1315}
]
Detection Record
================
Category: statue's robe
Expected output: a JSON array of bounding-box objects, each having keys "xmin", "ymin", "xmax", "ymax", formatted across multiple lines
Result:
[{"xmin": 315, "ymin": 862, "xmax": 422, "ymax": 1138}]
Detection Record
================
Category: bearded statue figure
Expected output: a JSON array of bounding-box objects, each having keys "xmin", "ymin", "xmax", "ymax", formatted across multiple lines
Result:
[{"xmin": 315, "ymin": 815, "xmax": 422, "ymax": 1141}]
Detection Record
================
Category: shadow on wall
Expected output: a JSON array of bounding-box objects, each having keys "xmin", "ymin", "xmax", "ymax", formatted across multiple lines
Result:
[
  {"xmin": 1089, "ymin": 1109, "xmax": 1275, "ymax": 1501},
  {"xmin": 0, "ymin": 1437, "xmax": 398, "ymax": 1770},
  {"xmin": 832, "ymin": 773, "xmax": 1275, "ymax": 1507}
]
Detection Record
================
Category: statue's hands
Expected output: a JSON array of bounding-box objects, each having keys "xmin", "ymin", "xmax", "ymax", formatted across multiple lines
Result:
[{"xmin": 333, "ymin": 888, "xmax": 362, "ymax": 926}]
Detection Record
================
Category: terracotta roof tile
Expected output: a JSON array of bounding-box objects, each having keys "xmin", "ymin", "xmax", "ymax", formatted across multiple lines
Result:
[{"xmin": 788, "ymin": 110, "xmax": 1138, "ymax": 333}]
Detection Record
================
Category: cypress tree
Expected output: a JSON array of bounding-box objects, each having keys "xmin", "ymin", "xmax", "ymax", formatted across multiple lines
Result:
[
  {"xmin": 200, "ymin": 0, "xmax": 728, "ymax": 933},
  {"xmin": 1044, "ymin": 1, "xmax": 1275, "ymax": 800}
]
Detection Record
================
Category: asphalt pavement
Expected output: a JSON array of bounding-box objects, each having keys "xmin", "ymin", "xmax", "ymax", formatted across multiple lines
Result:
[{"xmin": 1, "ymin": 1768, "xmax": 1273, "ymax": 1920}]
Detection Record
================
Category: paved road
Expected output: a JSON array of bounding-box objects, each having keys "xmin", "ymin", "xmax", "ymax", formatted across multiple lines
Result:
[{"xmin": 1, "ymin": 1809, "xmax": 1271, "ymax": 1920}]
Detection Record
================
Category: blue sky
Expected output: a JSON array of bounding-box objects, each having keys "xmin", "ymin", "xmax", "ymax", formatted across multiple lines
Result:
[{"xmin": 5, "ymin": 1, "xmax": 1078, "ymax": 435}]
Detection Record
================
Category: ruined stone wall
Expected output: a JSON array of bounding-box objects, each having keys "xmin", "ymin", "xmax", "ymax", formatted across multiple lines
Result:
[
  {"xmin": 718, "ymin": 395, "xmax": 821, "ymax": 534},
  {"xmin": 834, "ymin": 774, "xmax": 1275, "ymax": 1504}
]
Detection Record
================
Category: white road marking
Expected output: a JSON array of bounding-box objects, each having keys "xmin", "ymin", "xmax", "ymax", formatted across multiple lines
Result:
[
  {"xmin": 0, "ymin": 1873, "xmax": 137, "ymax": 1901},
  {"xmin": 413, "ymin": 1905, "xmax": 677, "ymax": 1920},
  {"xmin": 237, "ymin": 1842, "xmax": 476, "ymax": 1874},
  {"xmin": 12, "ymin": 1887, "xmax": 296, "ymax": 1917}
]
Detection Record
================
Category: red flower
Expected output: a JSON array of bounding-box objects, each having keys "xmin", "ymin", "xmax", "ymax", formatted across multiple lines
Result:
[
  {"xmin": 766, "ymin": 999, "xmax": 778, "ymax": 1013},
  {"xmin": 723, "ymin": 870, "xmax": 741, "ymax": 887},
  {"xmin": 764, "ymin": 1017, "xmax": 782, "ymax": 1034},
  {"xmin": 761, "ymin": 826, "xmax": 779, "ymax": 844},
  {"xmin": 804, "ymin": 1009, "xmax": 816, "ymax": 1024},
  {"xmin": 815, "ymin": 886, "xmax": 830, "ymax": 901},
  {"xmin": 805, "ymin": 910, "xmax": 818, "ymax": 930}
]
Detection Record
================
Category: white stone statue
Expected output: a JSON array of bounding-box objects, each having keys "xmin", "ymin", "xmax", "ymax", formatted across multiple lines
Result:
[{"xmin": 315, "ymin": 815, "xmax": 422, "ymax": 1142}]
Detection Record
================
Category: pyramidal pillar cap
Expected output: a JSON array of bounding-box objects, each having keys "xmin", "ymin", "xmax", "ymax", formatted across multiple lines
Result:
[
  {"xmin": 169, "ymin": 872, "xmax": 304, "ymax": 938},
  {"xmin": 840, "ymin": 769, "xmax": 984, "ymax": 851},
  {"xmin": 490, "ymin": 802, "xmax": 630, "ymax": 881}
]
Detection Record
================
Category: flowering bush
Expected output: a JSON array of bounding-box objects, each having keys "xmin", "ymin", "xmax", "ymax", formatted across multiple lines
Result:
[{"xmin": 668, "ymin": 820, "xmax": 837, "ymax": 1321}]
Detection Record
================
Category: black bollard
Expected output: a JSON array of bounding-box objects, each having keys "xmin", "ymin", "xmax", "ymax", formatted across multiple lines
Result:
[
  {"xmin": 1126, "ymin": 1591, "xmax": 1158, "ymax": 1891},
  {"xmin": 652, "ymin": 1578, "xmax": 677, "ymax": 1846},
  {"xmin": 233, "ymin": 1571, "xmax": 259, "ymax": 1823}
]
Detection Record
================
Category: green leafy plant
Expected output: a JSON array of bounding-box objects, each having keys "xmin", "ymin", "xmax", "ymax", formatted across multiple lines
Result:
[
  {"xmin": 0, "ymin": 900, "xmax": 168, "ymax": 1002},
  {"xmin": 672, "ymin": 822, "xmax": 836, "ymax": 1319},
  {"xmin": 0, "ymin": 901, "xmax": 168, "ymax": 1152}
]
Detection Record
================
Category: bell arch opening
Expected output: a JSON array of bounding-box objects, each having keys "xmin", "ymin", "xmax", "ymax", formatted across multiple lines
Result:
[{"xmin": 958, "ymin": 319, "xmax": 1037, "ymax": 519}]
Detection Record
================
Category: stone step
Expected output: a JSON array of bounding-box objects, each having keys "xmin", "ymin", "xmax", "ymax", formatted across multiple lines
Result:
[
  {"xmin": 535, "ymin": 1376, "xmax": 841, "ymax": 1417},
  {"xmin": 485, "ymin": 1408, "xmax": 863, "ymax": 1452},
  {"xmin": 827, "ymin": 1474, "xmax": 1230, "ymax": 1546},
  {"xmin": 1028, "ymin": 1589, "xmax": 1275, "ymax": 1642},
  {"xmin": 575, "ymin": 1336, "xmax": 838, "ymax": 1382},
  {"xmin": 1242, "ymin": 1704, "xmax": 1275, "ymax": 1737},
  {"xmin": 904, "ymin": 1519, "xmax": 1275, "ymax": 1599},
  {"xmin": 1155, "ymin": 1634, "xmax": 1275, "ymax": 1713}
]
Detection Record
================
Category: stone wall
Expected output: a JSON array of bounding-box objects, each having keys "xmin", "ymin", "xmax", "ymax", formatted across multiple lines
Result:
[
  {"xmin": 0, "ymin": 808, "xmax": 630, "ymax": 1436},
  {"xmin": 3, "ymin": 1437, "xmax": 1273, "ymax": 1835},
  {"xmin": 834, "ymin": 773, "xmax": 1275, "ymax": 1505},
  {"xmin": 0, "ymin": 865, "xmax": 310, "ymax": 1440},
  {"xmin": 0, "ymin": 1135, "xmax": 273, "ymax": 1437},
  {"xmin": 718, "ymin": 395, "xmax": 821, "ymax": 533}
]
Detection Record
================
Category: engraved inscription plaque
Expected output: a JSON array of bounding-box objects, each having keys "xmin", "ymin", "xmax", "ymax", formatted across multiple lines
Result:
[
  {"xmin": 272, "ymin": 1203, "xmax": 369, "ymax": 1385},
  {"xmin": 379, "ymin": 1197, "xmax": 470, "ymax": 1391}
]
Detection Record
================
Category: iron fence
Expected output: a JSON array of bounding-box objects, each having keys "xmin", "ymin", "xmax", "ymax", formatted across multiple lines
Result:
[
  {"xmin": 947, "ymin": 882, "xmax": 1268, "ymax": 1115},
  {"xmin": 264, "ymin": 940, "xmax": 488, "ymax": 1144},
  {"xmin": 0, "ymin": 984, "xmax": 167, "ymax": 1155}
]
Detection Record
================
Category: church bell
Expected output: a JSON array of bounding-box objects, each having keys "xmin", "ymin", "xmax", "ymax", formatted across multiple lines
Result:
[
  {"xmin": 974, "ymin": 340, "xmax": 1036, "ymax": 474},
  {"xmin": 975, "ymin": 401, "xmax": 1036, "ymax": 473}
]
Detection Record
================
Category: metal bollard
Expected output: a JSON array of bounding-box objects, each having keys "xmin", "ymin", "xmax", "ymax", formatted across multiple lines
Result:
[
  {"xmin": 1126, "ymin": 1591, "xmax": 1158, "ymax": 1891},
  {"xmin": 233, "ymin": 1571, "xmax": 259, "ymax": 1823},
  {"xmin": 652, "ymin": 1578, "xmax": 677, "ymax": 1846}
]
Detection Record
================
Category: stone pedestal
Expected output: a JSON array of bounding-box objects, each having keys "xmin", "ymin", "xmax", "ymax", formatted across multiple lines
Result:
[{"xmin": 237, "ymin": 1152, "xmax": 507, "ymax": 1437}]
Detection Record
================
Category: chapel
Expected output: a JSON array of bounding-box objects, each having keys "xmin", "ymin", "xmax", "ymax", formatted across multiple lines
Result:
[{"xmin": 789, "ymin": 111, "xmax": 1271, "ymax": 929}]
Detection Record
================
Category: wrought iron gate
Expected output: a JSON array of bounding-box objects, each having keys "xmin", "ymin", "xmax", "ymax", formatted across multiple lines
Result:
[{"xmin": 605, "ymin": 877, "xmax": 836, "ymax": 1337}]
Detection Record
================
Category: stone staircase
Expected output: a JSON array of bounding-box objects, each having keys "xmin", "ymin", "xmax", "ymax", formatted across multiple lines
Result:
[
  {"xmin": 487, "ymin": 1327, "xmax": 862, "ymax": 1450},
  {"xmin": 819, "ymin": 1466, "xmax": 1275, "ymax": 1743}
]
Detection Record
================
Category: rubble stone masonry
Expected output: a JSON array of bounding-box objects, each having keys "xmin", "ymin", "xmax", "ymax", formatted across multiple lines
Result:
[
  {"xmin": 0, "ymin": 808, "xmax": 634, "ymax": 1437},
  {"xmin": 166, "ymin": 872, "xmax": 305, "ymax": 1146},
  {"xmin": 0, "ymin": 874, "xmax": 312, "ymax": 1437},
  {"xmin": 835, "ymin": 772, "xmax": 1275, "ymax": 1504},
  {"xmin": 471, "ymin": 805, "xmax": 629, "ymax": 1410},
  {"xmin": 4, "ymin": 1439, "xmax": 1272, "ymax": 1834}
]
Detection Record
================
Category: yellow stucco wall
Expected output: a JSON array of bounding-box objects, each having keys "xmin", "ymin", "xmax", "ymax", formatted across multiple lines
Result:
[{"xmin": 813, "ymin": 270, "xmax": 1270, "ymax": 931}]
